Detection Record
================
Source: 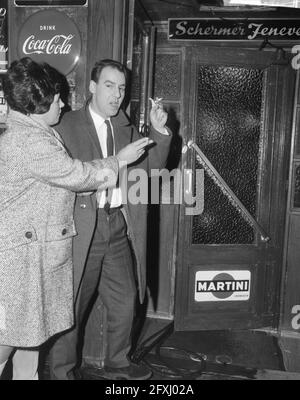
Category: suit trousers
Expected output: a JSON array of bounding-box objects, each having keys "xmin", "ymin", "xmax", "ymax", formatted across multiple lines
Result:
[{"xmin": 49, "ymin": 208, "xmax": 136, "ymax": 379}]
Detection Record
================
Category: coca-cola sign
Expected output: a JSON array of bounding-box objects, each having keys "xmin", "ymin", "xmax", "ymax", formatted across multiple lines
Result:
[{"xmin": 18, "ymin": 10, "xmax": 81, "ymax": 75}]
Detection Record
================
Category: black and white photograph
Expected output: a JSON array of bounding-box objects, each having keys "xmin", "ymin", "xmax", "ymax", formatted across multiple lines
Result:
[{"xmin": 0, "ymin": 0, "xmax": 300, "ymax": 389}]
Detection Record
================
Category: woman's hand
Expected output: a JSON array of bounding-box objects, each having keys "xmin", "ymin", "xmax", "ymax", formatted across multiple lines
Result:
[{"xmin": 116, "ymin": 137, "xmax": 153, "ymax": 165}]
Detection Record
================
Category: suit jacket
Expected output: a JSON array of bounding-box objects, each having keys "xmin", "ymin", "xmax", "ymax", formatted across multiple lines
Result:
[
  {"xmin": 56, "ymin": 105, "xmax": 172, "ymax": 302},
  {"xmin": 0, "ymin": 110, "xmax": 118, "ymax": 347}
]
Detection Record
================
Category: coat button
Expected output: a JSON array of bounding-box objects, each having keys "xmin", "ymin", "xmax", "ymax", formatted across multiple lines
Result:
[
  {"xmin": 62, "ymin": 228, "xmax": 67, "ymax": 236},
  {"xmin": 25, "ymin": 231, "xmax": 32, "ymax": 239},
  {"xmin": 80, "ymin": 203, "xmax": 87, "ymax": 209}
]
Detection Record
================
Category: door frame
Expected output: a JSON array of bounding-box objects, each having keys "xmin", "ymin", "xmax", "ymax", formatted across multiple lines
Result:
[{"xmin": 175, "ymin": 46, "xmax": 295, "ymax": 331}]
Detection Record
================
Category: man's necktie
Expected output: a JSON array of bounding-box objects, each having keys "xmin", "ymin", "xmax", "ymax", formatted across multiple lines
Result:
[
  {"xmin": 104, "ymin": 120, "xmax": 114, "ymax": 212},
  {"xmin": 105, "ymin": 119, "xmax": 114, "ymax": 157}
]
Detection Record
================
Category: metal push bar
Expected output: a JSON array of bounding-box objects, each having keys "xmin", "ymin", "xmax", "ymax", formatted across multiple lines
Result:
[{"xmin": 187, "ymin": 140, "xmax": 270, "ymax": 243}]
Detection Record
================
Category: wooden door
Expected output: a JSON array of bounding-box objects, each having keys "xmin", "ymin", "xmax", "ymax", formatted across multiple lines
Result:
[{"xmin": 175, "ymin": 46, "xmax": 295, "ymax": 331}]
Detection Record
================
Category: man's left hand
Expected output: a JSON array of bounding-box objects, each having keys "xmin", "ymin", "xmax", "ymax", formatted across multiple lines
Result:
[{"xmin": 149, "ymin": 98, "xmax": 169, "ymax": 135}]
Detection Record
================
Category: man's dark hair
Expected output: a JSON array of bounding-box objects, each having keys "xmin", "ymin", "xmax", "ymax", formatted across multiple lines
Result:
[
  {"xmin": 91, "ymin": 59, "xmax": 128, "ymax": 84},
  {"xmin": 3, "ymin": 57, "xmax": 62, "ymax": 115}
]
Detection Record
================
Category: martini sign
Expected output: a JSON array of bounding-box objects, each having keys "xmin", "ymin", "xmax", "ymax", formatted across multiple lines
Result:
[
  {"xmin": 195, "ymin": 270, "xmax": 251, "ymax": 302},
  {"xmin": 18, "ymin": 10, "xmax": 81, "ymax": 75}
]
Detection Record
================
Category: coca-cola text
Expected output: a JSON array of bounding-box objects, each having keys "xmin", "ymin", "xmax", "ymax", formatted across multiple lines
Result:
[{"xmin": 22, "ymin": 34, "xmax": 74, "ymax": 55}]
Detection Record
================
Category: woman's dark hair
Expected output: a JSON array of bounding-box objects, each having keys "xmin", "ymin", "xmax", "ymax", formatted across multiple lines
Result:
[
  {"xmin": 91, "ymin": 59, "xmax": 128, "ymax": 84},
  {"xmin": 3, "ymin": 57, "xmax": 62, "ymax": 115}
]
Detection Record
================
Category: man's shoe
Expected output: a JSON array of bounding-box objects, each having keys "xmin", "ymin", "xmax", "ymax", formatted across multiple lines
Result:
[{"xmin": 103, "ymin": 362, "xmax": 152, "ymax": 380}]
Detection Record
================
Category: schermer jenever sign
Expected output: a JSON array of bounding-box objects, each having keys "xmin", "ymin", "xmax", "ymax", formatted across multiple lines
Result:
[{"xmin": 169, "ymin": 18, "xmax": 300, "ymax": 41}]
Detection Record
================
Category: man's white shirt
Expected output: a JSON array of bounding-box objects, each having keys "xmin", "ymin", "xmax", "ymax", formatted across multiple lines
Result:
[{"xmin": 89, "ymin": 105, "xmax": 122, "ymax": 208}]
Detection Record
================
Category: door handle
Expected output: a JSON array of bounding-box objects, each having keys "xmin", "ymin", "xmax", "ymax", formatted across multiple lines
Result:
[{"xmin": 185, "ymin": 169, "xmax": 192, "ymax": 198}]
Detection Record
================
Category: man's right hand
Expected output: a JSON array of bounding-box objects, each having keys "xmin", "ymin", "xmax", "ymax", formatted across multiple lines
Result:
[{"xmin": 116, "ymin": 138, "xmax": 153, "ymax": 165}]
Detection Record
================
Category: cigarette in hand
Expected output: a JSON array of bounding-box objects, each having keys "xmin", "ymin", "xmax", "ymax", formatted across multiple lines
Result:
[{"xmin": 149, "ymin": 97, "xmax": 163, "ymax": 107}]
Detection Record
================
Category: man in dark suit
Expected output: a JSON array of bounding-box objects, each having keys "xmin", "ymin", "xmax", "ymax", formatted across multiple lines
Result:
[{"xmin": 49, "ymin": 59, "xmax": 172, "ymax": 380}]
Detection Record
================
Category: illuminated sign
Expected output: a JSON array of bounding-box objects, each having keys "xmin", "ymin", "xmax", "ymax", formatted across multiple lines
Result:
[
  {"xmin": 17, "ymin": 9, "xmax": 81, "ymax": 75},
  {"xmin": 194, "ymin": 270, "xmax": 251, "ymax": 302},
  {"xmin": 169, "ymin": 18, "xmax": 300, "ymax": 41}
]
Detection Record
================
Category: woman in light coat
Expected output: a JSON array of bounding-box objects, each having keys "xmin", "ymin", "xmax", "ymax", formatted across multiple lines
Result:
[{"xmin": 0, "ymin": 57, "xmax": 150, "ymax": 379}]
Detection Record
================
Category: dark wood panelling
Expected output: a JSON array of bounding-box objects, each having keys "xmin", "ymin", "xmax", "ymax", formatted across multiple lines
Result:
[
  {"xmin": 86, "ymin": 0, "xmax": 114, "ymax": 78},
  {"xmin": 143, "ymin": 48, "xmax": 184, "ymax": 319},
  {"xmin": 295, "ymin": 109, "xmax": 300, "ymax": 157},
  {"xmin": 279, "ymin": 335, "xmax": 300, "ymax": 372},
  {"xmin": 279, "ymin": 72, "xmax": 300, "ymax": 345},
  {"xmin": 280, "ymin": 215, "xmax": 300, "ymax": 332},
  {"xmin": 86, "ymin": 0, "xmax": 128, "ymax": 93}
]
